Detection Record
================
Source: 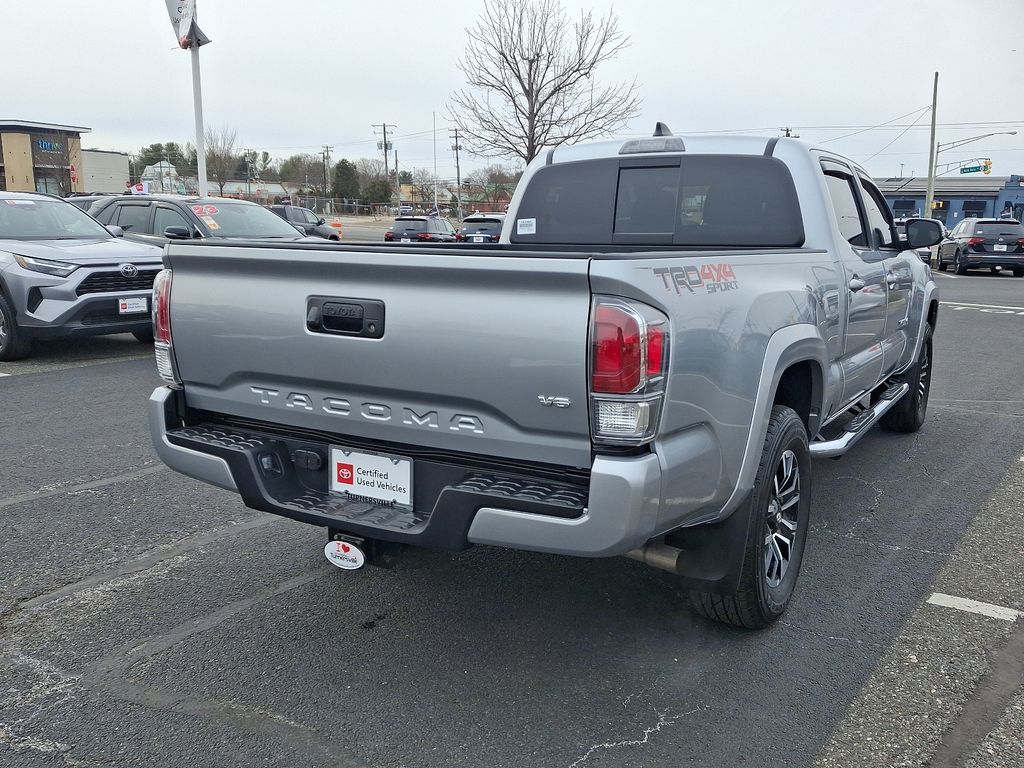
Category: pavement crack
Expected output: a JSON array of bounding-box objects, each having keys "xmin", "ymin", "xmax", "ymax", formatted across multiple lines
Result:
[{"xmin": 567, "ymin": 705, "xmax": 707, "ymax": 767}]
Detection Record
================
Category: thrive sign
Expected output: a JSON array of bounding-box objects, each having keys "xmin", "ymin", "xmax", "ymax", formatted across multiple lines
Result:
[
  {"xmin": 31, "ymin": 135, "xmax": 70, "ymax": 166},
  {"xmin": 36, "ymin": 138, "xmax": 64, "ymax": 153}
]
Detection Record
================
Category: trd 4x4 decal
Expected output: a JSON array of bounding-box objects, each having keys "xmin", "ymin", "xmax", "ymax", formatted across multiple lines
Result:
[{"xmin": 653, "ymin": 263, "xmax": 739, "ymax": 295}]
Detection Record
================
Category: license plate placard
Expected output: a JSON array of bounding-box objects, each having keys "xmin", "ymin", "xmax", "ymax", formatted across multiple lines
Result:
[
  {"xmin": 118, "ymin": 296, "xmax": 148, "ymax": 314},
  {"xmin": 472, "ymin": 235, "xmax": 486, "ymax": 243},
  {"xmin": 994, "ymin": 244, "xmax": 1007, "ymax": 252},
  {"xmin": 329, "ymin": 447, "xmax": 413, "ymax": 507}
]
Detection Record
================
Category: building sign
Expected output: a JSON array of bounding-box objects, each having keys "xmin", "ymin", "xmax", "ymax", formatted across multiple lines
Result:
[{"xmin": 31, "ymin": 134, "xmax": 69, "ymax": 166}]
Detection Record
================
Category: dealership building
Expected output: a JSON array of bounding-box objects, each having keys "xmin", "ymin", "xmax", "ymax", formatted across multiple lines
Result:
[
  {"xmin": 877, "ymin": 174, "xmax": 1024, "ymax": 225},
  {"xmin": 0, "ymin": 119, "xmax": 130, "ymax": 195}
]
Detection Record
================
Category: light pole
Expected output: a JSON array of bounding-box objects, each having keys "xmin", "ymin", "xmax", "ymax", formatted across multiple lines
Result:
[{"xmin": 925, "ymin": 130, "xmax": 1017, "ymax": 216}]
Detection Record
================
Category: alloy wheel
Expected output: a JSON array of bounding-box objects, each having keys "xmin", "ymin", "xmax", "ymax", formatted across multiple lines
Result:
[{"xmin": 763, "ymin": 449, "xmax": 800, "ymax": 589}]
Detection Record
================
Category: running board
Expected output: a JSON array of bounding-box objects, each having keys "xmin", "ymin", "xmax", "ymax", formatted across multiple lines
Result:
[{"xmin": 810, "ymin": 382, "xmax": 910, "ymax": 459}]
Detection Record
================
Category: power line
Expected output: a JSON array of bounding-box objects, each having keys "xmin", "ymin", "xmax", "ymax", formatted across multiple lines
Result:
[
  {"xmin": 820, "ymin": 105, "xmax": 931, "ymax": 144},
  {"xmin": 863, "ymin": 107, "xmax": 932, "ymax": 161}
]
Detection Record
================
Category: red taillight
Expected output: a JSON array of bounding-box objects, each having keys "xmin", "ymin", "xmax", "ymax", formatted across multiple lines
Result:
[
  {"xmin": 384, "ymin": 231, "xmax": 394, "ymax": 241},
  {"xmin": 1017, "ymin": 238, "xmax": 1024, "ymax": 246},
  {"xmin": 592, "ymin": 304, "xmax": 642, "ymax": 393},
  {"xmin": 153, "ymin": 269, "xmax": 172, "ymax": 344},
  {"xmin": 967, "ymin": 237, "xmax": 984, "ymax": 245},
  {"xmin": 416, "ymin": 232, "xmax": 432, "ymax": 241}
]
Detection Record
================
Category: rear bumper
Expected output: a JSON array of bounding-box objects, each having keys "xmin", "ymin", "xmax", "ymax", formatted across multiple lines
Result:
[
  {"xmin": 149, "ymin": 386, "xmax": 662, "ymax": 557},
  {"xmin": 960, "ymin": 254, "xmax": 1024, "ymax": 269}
]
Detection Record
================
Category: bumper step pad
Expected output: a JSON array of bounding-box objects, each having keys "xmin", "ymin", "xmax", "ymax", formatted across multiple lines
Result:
[{"xmin": 166, "ymin": 422, "xmax": 587, "ymax": 549}]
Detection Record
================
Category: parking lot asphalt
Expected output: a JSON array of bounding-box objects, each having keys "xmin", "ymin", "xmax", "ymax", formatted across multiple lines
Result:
[{"xmin": 1, "ymin": 269, "xmax": 1022, "ymax": 767}]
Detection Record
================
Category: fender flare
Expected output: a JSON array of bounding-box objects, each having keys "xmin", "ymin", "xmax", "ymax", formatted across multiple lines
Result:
[{"xmin": 716, "ymin": 323, "xmax": 828, "ymax": 523}]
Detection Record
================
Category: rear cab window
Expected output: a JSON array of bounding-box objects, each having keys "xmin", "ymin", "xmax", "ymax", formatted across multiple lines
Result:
[{"xmin": 510, "ymin": 155, "xmax": 804, "ymax": 248}]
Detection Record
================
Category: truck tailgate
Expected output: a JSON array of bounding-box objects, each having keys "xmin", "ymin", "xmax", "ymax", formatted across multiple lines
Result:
[{"xmin": 165, "ymin": 244, "xmax": 593, "ymax": 469}]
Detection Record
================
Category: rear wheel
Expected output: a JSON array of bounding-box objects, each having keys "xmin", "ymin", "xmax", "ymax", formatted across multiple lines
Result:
[
  {"xmin": 955, "ymin": 253, "xmax": 970, "ymax": 275},
  {"xmin": 0, "ymin": 294, "xmax": 32, "ymax": 361},
  {"xmin": 937, "ymin": 260, "xmax": 947, "ymax": 271},
  {"xmin": 689, "ymin": 405, "xmax": 810, "ymax": 629},
  {"xmin": 880, "ymin": 324, "xmax": 933, "ymax": 433}
]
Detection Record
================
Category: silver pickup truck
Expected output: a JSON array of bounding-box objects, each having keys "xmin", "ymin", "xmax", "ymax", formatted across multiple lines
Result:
[{"xmin": 148, "ymin": 128, "xmax": 943, "ymax": 629}]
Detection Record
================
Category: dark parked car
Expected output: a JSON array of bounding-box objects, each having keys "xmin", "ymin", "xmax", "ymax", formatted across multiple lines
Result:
[
  {"xmin": 937, "ymin": 217, "xmax": 1024, "ymax": 275},
  {"xmin": 90, "ymin": 195, "xmax": 316, "ymax": 246},
  {"xmin": 383, "ymin": 216, "xmax": 457, "ymax": 242},
  {"xmin": 65, "ymin": 194, "xmax": 119, "ymax": 212},
  {"xmin": 268, "ymin": 204, "xmax": 341, "ymax": 240},
  {"xmin": 456, "ymin": 213, "xmax": 505, "ymax": 243}
]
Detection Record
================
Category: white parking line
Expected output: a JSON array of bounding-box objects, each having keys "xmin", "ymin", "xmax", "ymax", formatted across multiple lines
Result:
[
  {"xmin": 0, "ymin": 372, "xmax": 9, "ymax": 377},
  {"xmin": 940, "ymin": 301, "xmax": 1024, "ymax": 312},
  {"xmin": 926, "ymin": 592, "xmax": 1022, "ymax": 621}
]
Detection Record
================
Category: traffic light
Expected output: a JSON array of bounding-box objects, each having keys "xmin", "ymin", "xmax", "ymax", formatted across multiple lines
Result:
[{"xmin": 983, "ymin": 159, "xmax": 993, "ymax": 175}]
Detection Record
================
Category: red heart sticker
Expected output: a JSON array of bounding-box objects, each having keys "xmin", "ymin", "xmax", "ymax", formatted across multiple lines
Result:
[{"xmin": 341, "ymin": 543, "xmax": 351, "ymax": 553}]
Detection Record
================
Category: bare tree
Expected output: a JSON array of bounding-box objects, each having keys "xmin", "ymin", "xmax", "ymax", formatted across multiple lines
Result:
[
  {"xmin": 448, "ymin": 0, "xmax": 641, "ymax": 165},
  {"xmin": 355, "ymin": 158, "xmax": 386, "ymax": 189},
  {"xmin": 411, "ymin": 167, "xmax": 438, "ymax": 206},
  {"xmin": 465, "ymin": 164, "xmax": 521, "ymax": 209},
  {"xmin": 204, "ymin": 126, "xmax": 238, "ymax": 195}
]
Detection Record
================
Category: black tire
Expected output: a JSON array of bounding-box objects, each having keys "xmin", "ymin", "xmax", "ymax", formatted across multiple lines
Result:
[
  {"xmin": 954, "ymin": 253, "xmax": 970, "ymax": 275},
  {"xmin": 1013, "ymin": 269, "xmax": 1024, "ymax": 278},
  {"xmin": 689, "ymin": 405, "xmax": 810, "ymax": 629},
  {"xmin": 132, "ymin": 329, "xmax": 155, "ymax": 344},
  {"xmin": 880, "ymin": 324, "xmax": 933, "ymax": 433},
  {"xmin": 0, "ymin": 294, "xmax": 32, "ymax": 361},
  {"xmin": 937, "ymin": 260, "xmax": 947, "ymax": 271},
  {"xmin": 991, "ymin": 267, "xmax": 1000, "ymax": 275}
]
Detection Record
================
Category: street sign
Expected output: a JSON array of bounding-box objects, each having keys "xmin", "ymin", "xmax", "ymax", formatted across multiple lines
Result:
[
  {"xmin": 960, "ymin": 165, "xmax": 982, "ymax": 174},
  {"xmin": 69, "ymin": 164, "xmax": 77, "ymax": 184}
]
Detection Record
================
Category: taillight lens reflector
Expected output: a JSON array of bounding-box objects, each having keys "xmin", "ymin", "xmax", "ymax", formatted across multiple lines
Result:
[
  {"xmin": 592, "ymin": 304, "xmax": 642, "ymax": 393},
  {"xmin": 646, "ymin": 325, "xmax": 665, "ymax": 376},
  {"xmin": 153, "ymin": 269, "xmax": 172, "ymax": 344},
  {"xmin": 967, "ymin": 237, "xmax": 984, "ymax": 245}
]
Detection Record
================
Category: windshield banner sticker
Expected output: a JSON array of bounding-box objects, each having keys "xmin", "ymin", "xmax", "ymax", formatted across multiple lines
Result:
[
  {"xmin": 201, "ymin": 215, "xmax": 220, "ymax": 230},
  {"xmin": 654, "ymin": 263, "xmax": 738, "ymax": 295}
]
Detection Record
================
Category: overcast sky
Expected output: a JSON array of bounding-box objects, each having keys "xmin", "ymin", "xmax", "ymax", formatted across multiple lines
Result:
[{"xmin": 3, "ymin": 0, "xmax": 1022, "ymax": 180}]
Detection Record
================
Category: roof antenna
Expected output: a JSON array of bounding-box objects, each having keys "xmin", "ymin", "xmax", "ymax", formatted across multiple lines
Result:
[{"xmin": 653, "ymin": 122, "xmax": 673, "ymax": 137}]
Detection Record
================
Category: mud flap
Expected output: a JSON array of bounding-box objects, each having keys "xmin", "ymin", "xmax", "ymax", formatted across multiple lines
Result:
[{"xmin": 663, "ymin": 491, "xmax": 757, "ymax": 594}]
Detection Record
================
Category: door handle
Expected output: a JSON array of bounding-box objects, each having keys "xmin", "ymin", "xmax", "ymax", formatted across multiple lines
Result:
[{"xmin": 848, "ymin": 277, "xmax": 866, "ymax": 292}]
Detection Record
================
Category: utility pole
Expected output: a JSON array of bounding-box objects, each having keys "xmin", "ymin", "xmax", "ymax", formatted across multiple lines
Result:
[
  {"xmin": 321, "ymin": 144, "xmax": 332, "ymax": 199},
  {"xmin": 432, "ymin": 112, "xmax": 438, "ymax": 213},
  {"xmin": 899, "ymin": 162, "xmax": 905, "ymax": 178},
  {"xmin": 372, "ymin": 123, "xmax": 395, "ymax": 209},
  {"xmin": 394, "ymin": 150, "xmax": 399, "ymax": 209},
  {"xmin": 924, "ymin": 72, "xmax": 939, "ymax": 220},
  {"xmin": 450, "ymin": 127, "xmax": 462, "ymax": 219},
  {"xmin": 244, "ymin": 148, "xmax": 252, "ymax": 197}
]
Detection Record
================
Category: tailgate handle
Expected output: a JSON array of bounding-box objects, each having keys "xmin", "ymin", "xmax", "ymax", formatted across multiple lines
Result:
[{"xmin": 306, "ymin": 297, "xmax": 385, "ymax": 339}]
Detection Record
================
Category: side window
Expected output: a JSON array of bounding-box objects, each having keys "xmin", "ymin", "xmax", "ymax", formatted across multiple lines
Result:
[
  {"xmin": 823, "ymin": 173, "xmax": 867, "ymax": 247},
  {"xmin": 115, "ymin": 204, "xmax": 151, "ymax": 234},
  {"xmin": 858, "ymin": 176, "xmax": 896, "ymax": 249},
  {"xmin": 303, "ymin": 209, "xmax": 319, "ymax": 225},
  {"xmin": 154, "ymin": 206, "xmax": 189, "ymax": 235}
]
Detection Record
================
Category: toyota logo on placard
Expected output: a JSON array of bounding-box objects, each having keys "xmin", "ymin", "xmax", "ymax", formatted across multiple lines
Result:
[{"xmin": 119, "ymin": 264, "xmax": 139, "ymax": 278}]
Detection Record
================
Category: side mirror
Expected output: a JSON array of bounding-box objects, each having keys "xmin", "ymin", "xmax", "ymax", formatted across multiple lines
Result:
[
  {"xmin": 164, "ymin": 226, "xmax": 192, "ymax": 240},
  {"xmin": 905, "ymin": 218, "xmax": 943, "ymax": 249},
  {"xmin": 318, "ymin": 217, "xmax": 326, "ymax": 226},
  {"xmin": 105, "ymin": 225, "xmax": 124, "ymax": 238}
]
